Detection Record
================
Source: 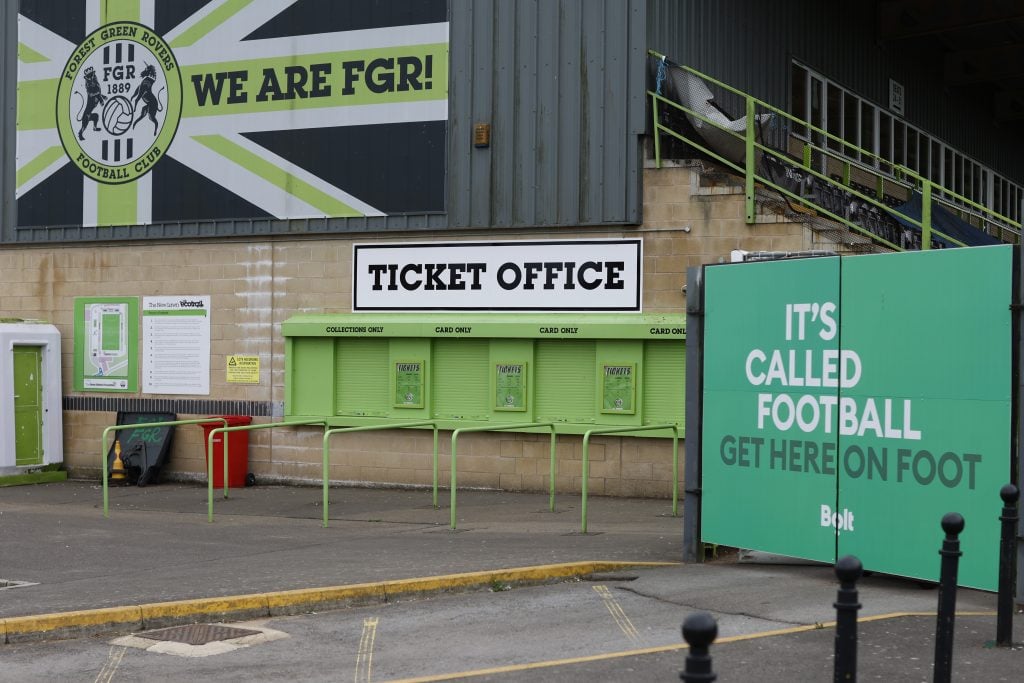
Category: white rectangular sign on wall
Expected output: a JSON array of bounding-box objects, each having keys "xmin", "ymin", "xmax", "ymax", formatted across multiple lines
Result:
[
  {"xmin": 142, "ymin": 296, "xmax": 211, "ymax": 395},
  {"xmin": 353, "ymin": 239, "xmax": 643, "ymax": 311}
]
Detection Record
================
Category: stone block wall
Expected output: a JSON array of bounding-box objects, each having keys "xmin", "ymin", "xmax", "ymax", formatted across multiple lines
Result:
[{"xmin": 0, "ymin": 166, "xmax": 820, "ymax": 498}]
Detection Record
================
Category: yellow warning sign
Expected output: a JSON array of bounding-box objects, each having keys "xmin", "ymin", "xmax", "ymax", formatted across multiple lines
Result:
[{"xmin": 226, "ymin": 355, "xmax": 260, "ymax": 384}]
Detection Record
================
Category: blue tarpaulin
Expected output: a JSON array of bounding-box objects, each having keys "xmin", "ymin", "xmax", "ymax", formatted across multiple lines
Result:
[{"xmin": 889, "ymin": 193, "xmax": 1001, "ymax": 247}]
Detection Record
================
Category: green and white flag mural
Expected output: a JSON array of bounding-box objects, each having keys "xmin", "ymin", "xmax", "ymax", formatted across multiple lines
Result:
[
  {"xmin": 701, "ymin": 246, "xmax": 1014, "ymax": 590},
  {"xmin": 16, "ymin": 0, "xmax": 448, "ymax": 228}
]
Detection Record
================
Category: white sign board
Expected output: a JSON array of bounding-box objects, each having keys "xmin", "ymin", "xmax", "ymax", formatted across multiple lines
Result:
[
  {"xmin": 142, "ymin": 296, "xmax": 211, "ymax": 395},
  {"xmin": 889, "ymin": 78, "xmax": 905, "ymax": 116},
  {"xmin": 353, "ymin": 239, "xmax": 642, "ymax": 311}
]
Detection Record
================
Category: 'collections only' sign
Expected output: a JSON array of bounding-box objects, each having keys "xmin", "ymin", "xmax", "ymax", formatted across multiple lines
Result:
[
  {"xmin": 352, "ymin": 239, "xmax": 643, "ymax": 311},
  {"xmin": 700, "ymin": 247, "xmax": 1013, "ymax": 590}
]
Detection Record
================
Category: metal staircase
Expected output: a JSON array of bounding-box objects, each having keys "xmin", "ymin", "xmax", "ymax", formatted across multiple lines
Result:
[{"xmin": 648, "ymin": 51, "xmax": 1021, "ymax": 252}]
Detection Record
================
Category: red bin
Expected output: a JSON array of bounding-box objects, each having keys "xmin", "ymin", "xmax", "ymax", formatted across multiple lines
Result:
[{"xmin": 198, "ymin": 415, "xmax": 253, "ymax": 488}]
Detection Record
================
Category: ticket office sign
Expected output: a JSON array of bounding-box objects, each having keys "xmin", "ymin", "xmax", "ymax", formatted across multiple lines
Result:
[{"xmin": 353, "ymin": 239, "xmax": 642, "ymax": 311}]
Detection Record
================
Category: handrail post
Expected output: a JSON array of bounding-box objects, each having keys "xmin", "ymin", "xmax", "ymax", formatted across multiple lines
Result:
[
  {"xmin": 206, "ymin": 419, "xmax": 323, "ymax": 522},
  {"xmin": 223, "ymin": 430, "xmax": 230, "ymax": 499},
  {"xmin": 100, "ymin": 417, "xmax": 228, "ymax": 517},
  {"xmin": 580, "ymin": 424, "xmax": 680, "ymax": 532},
  {"xmin": 922, "ymin": 179, "xmax": 933, "ymax": 250},
  {"xmin": 207, "ymin": 430, "xmax": 216, "ymax": 522},
  {"xmin": 652, "ymin": 93, "xmax": 662, "ymax": 168},
  {"xmin": 549, "ymin": 427, "xmax": 557, "ymax": 512},
  {"xmin": 432, "ymin": 425, "xmax": 439, "ymax": 509},
  {"xmin": 100, "ymin": 428, "xmax": 111, "ymax": 517},
  {"xmin": 581, "ymin": 432, "xmax": 592, "ymax": 534},
  {"xmin": 448, "ymin": 422, "xmax": 558, "ymax": 529},
  {"xmin": 672, "ymin": 426, "xmax": 679, "ymax": 517},
  {"xmin": 322, "ymin": 421, "xmax": 438, "ymax": 526},
  {"xmin": 322, "ymin": 429, "xmax": 331, "ymax": 528},
  {"xmin": 745, "ymin": 95, "xmax": 755, "ymax": 223},
  {"xmin": 450, "ymin": 429, "xmax": 461, "ymax": 529}
]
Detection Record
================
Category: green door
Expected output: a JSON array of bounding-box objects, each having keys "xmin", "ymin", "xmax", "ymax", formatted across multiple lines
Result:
[{"xmin": 13, "ymin": 346, "xmax": 44, "ymax": 466}]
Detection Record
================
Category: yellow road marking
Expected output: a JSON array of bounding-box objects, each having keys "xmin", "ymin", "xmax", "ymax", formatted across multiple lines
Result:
[
  {"xmin": 593, "ymin": 585, "xmax": 640, "ymax": 644},
  {"xmin": 355, "ymin": 617, "xmax": 379, "ymax": 683},
  {"xmin": 384, "ymin": 611, "xmax": 998, "ymax": 683},
  {"xmin": 94, "ymin": 645, "xmax": 127, "ymax": 683},
  {"xmin": 2, "ymin": 562, "xmax": 674, "ymax": 641}
]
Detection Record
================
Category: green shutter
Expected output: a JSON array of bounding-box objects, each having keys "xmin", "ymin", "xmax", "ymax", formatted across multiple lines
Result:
[
  {"xmin": 289, "ymin": 338, "xmax": 335, "ymax": 415},
  {"xmin": 336, "ymin": 338, "xmax": 390, "ymax": 416},
  {"xmin": 432, "ymin": 339, "xmax": 489, "ymax": 419},
  {"xmin": 535, "ymin": 340, "xmax": 597, "ymax": 423},
  {"xmin": 643, "ymin": 341, "xmax": 685, "ymax": 427}
]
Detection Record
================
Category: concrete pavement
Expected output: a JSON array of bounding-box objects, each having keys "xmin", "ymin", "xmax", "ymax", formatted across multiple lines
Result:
[{"xmin": 1, "ymin": 480, "xmax": 1020, "ymax": 680}]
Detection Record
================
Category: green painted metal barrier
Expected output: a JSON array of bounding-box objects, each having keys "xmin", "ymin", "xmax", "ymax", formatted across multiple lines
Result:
[
  {"xmin": 647, "ymin": 50, "xmax": 1022, "ymax": 249},
  {"xmin": 100, "ymin": 417, "xmax": 228, "ymax": 518},
  {"xmin": 205, "ymin": 419, "xmax": 325, "ymax": 522},
  {"xmin": 449, "ymin": 423, "xmax": 558, "ymax": 530},
  {"xmin": 321, "ymin": 421, "xmax": 439, "ymax": 527},
  {"xmin": 580, "ymin": 424, "xmax": 679, "ymax": 533}
]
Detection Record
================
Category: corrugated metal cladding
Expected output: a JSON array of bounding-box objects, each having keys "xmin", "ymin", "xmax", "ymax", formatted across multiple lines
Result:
[
  {"xmin": 447, "ymin": 0, "xmax": 647, "ymax": 228},
  {"xmin": 1, "ymin": 0, "xmax": 646, "ymax": 245},
  {"xmin": 646, "ymin": 0, "xmax": 1024, "ymax": 183},
  {"xmin": 0, "ymin": 1, "xmax": 15, "ymax": 237}
]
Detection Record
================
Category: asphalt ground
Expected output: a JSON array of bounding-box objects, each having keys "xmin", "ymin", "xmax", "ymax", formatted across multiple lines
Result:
[{"xmin": 1, "ymin": 480, "xmax": 1021, "ymax": 681}]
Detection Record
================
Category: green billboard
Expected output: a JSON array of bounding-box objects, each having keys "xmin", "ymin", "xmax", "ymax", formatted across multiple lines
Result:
[{"xmin": 701, "ymin": 246, "xmax": 1013, "ymax": 590}]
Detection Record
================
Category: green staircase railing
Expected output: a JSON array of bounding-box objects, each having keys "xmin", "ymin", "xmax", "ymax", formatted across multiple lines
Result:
[{"xmin": 648, "ymin": 51, "xmax": 1022, "ymax": 250}]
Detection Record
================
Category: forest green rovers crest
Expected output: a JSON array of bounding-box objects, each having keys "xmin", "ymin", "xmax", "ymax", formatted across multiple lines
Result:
[{"xmin": 56, "ymin": 22, "xmax": 182, "ymax": 184}]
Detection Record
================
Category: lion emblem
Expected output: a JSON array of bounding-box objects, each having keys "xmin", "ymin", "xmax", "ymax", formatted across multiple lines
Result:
[
  {"xmin": 131, "ymin": 63, "xmax": 165, "ymax": 135},
  {"xmin": 75, "ymin": 66, "xmax": 106, "ymax": 141}
]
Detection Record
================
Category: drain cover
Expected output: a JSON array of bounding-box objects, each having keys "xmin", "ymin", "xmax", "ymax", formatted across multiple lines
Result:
[{"xmin": 136, "ymin": 624, "xmax": 262, "ymax": 646}]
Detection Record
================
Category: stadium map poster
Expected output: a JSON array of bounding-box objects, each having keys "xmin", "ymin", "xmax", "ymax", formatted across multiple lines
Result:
[{"xmin": 73, "ymin": 296, "xmax": 139, "ymax": 392}]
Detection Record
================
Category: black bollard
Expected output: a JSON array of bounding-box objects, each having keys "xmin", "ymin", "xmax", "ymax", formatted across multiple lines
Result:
[
  {"xmin": 834, "ymin": 555, "xmax": 863, "ymax": 683},
  {"xmin": 933, "ymin": 512, "xmax": 964, "ymax": 683},
  {"xmin": 997, "ymin": 483, "xmax": 1019, "ymax": 647},
  {"xmin": 680, "ymin": 611, "xmax": 718, "ymax": 683}
]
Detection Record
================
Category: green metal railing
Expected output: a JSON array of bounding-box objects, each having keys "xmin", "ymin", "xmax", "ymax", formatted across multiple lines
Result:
[
  {"xmin": 648, "ymin": 51, "xmax": 1022, "ymax": 249},
  {"xmin": 102, "ymin": 417, "xmax": 678, "ymax": 531},
  {"xmin": 321, "ymin": 421, "xmax": 439, "ymax": 527},
  {"xmin": 205, "ymin": 419, "xmax": 325, "ymax": 521},
  {"xmin": 100, "ymin": 417, "xmax": 228, "ymax": 517},
  {"xmin": 449, "ymin": 423, "xmax": 558, "ymax": 530},
  {"xmin": 580, "ymin": 424, "xmax": 679, "ymax": 533}
]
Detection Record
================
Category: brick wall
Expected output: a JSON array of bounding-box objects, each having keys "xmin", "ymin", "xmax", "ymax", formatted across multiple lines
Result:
[{"xmin": 0, "ymin": 166, "xmax": 819, "ymax": 498}]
